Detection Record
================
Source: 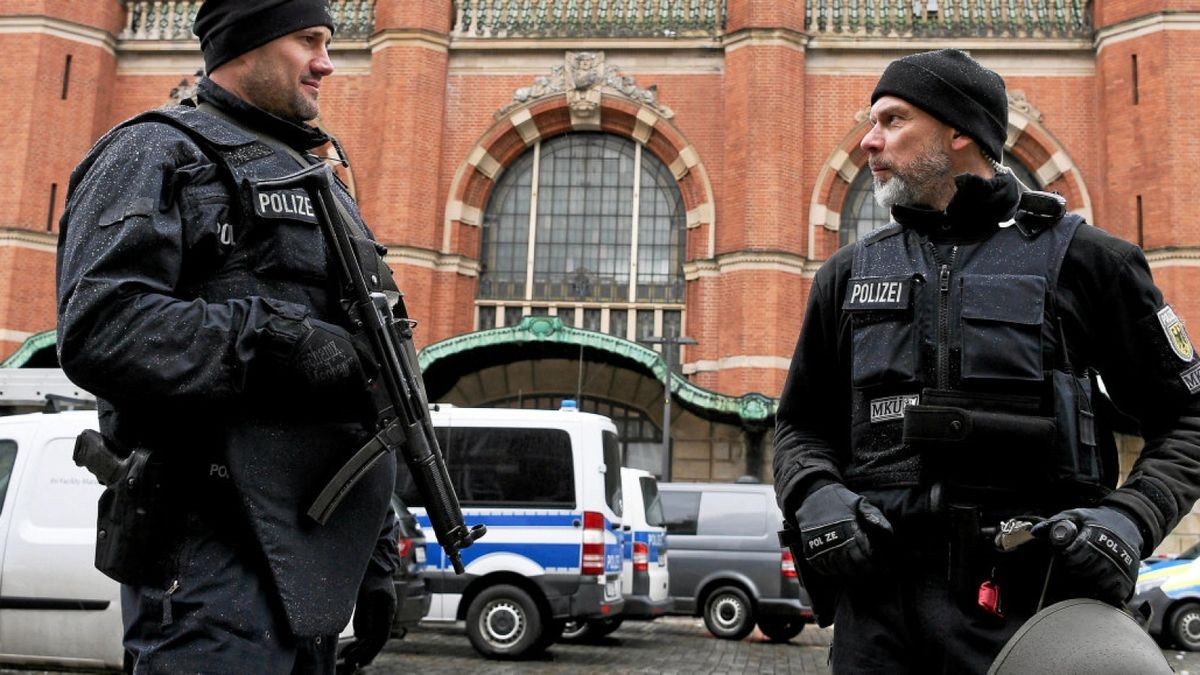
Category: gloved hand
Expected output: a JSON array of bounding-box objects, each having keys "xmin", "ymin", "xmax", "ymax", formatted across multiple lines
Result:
[
  {"xmin": 338, "ymin": 571, "xmax": 397, "ymax": 671},
  {"xmin": 1032, "ymin": 506, "xmax": 1143, "ymax": 605},
  {"xmin": 795, "ymin": 483, "xmax": 893, "ymax": 577},
  {"xmin": 289, "ymin": 318, "xmax": 377, "ymax": 390}
]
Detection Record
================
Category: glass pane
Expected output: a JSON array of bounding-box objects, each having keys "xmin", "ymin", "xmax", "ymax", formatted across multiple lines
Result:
[
  {"xmin": 479, "ymin": 151, "xmax": 535, "ymax": 299},
  {"xmin": 636, "ymin": 309, "xmax": 656, "ymax": 343},
  {"xmin": 609, "ymin": 309, "xmax": 627, "ymax": 339},
  {"xmin": 477, "ymin": 305, "xmax": 496, "ymax": 330},
  {"xmin": 841, "ymin": 167, "xmax": 891, "ymax": 248},
  {"xmin": 504, "ymin": 306, "xmax": 524, "ymax": 327},
  {"xmin": 698, "ymin": 491, "xmax": 769, "ymax": 536},
  {"xmin": 636, "ymin": 148, "xmax": 686, "ymax": 302},
  {"xmin": 532, "ymin": 133, "xmax": 636, "ymax": 302},
  {"xmin": 0, "ymin": 440, "xmax": 16, "ymax": 516},
  {"xmin": 583, "ymin": 308, "xmax": 602, "ymax": 332}
]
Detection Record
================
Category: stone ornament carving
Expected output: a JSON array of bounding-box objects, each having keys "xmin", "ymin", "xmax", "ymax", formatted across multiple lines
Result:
[
  {"xmin": 1007, "ymin": 90, "xmax": 1043, "ymax": 123},
  {"xmin": 496, "ymin": 51, "xmax": 674, "ymax": 120},
  {"xmin": 169, "ymin": 70, "xmax": 204, "ymax": 105}
]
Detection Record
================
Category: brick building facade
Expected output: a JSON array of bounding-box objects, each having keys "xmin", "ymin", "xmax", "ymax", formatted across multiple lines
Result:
[{"xmin": 1, "ymin": 1, "xmax": 1197, "ymax": 548}]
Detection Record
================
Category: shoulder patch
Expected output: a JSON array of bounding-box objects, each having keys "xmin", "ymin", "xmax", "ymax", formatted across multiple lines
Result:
[{"xmin": 1157, "ymin": 305, "xmax": 1194, "ymax": 362}]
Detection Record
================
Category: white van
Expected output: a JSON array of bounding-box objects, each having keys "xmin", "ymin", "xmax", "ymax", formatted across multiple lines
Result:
[
  {"xmin": 398, "ymin": 404, "xmax": 625, "ymax": 659},
  {"xmin": 0, "ymin": 410, "xmax": 123, "ymax": 670}
]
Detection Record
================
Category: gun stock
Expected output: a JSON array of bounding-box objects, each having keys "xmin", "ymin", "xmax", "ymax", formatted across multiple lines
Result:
[{"xmin": 255, "ymin": 164, "xmax": 485, "ymax": 573}]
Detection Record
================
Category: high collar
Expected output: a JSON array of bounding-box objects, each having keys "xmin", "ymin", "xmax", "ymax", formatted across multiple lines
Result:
[
  {"xmin": 891, "ymin": 171, "xmax": 1020, "ymax": 241},
  {"xmin": 194, "ymin": 78, "xmax": 330, "ymax": 151}
]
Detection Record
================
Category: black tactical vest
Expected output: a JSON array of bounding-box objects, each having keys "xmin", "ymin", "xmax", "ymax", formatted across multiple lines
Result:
[
  {"xmin": 118, "ymin": 106, "xmax": 398, "ymax": 637},
  {"xmin": 844, "ymin": 209, "xmax": 1111, "ymax": 510}
]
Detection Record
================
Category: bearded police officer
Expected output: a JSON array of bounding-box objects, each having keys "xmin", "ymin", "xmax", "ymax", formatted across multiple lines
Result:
[
  {"xmin": 56, "ymin": 1, "xmax": 401, "ymax": 672},
  {"xmin": 773, "ymin": 48, "xmax": 1200, "ymax": 673}
]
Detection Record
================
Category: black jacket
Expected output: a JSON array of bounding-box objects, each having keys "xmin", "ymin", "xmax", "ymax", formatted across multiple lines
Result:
[
  {"xmin": 774, "ymin": 172, "xmax": 1200, "ymax": 555},
  {"xmin": 56, "ymin": 79, "xmax": 400, "ymax": 637}
]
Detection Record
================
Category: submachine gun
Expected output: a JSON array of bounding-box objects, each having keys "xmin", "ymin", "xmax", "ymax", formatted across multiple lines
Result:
[{"xmin": 254, "ymin": 163, "xmax": 485, "ymax": 574}]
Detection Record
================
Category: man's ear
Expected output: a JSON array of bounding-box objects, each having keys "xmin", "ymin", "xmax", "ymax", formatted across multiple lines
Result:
[{"xmin": 949, "ymin": 130, "xmax": 974, "ymax": 152}]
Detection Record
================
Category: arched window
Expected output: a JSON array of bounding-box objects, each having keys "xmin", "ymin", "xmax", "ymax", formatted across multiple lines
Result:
[
  {"xmin": 477, "ymin": 133, "xmax": 687, "ymax": 342},
  {"xmin": 839, "ymin": 158, "xmax": 1045, "ymax": 247}
]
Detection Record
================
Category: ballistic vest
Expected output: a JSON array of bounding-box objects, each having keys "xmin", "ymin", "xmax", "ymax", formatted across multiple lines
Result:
[
  {"xmin": 844, "ymin": 203, "xmax": 1110, "ymax": 509},
  {"xmin": 115, "ymin": 105, "xmax": 398, "ymax": 637}
]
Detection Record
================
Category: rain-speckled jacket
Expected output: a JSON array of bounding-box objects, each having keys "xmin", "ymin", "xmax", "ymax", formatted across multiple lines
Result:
[
  {"xmin": 774, "ymin": 171, "xmax": 1200, "ymax": 563},
  {"xmin": 55, "ymin": 79, "xmax": 399, "ymax": 637}
]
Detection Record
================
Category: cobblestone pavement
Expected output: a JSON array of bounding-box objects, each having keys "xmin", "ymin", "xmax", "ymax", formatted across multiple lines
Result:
[{"xmin": 364, "ymin": 617, "xmax": 834, "ymax": 674}]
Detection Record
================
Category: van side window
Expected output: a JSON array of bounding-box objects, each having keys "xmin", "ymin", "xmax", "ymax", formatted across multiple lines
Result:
[
  {"xmin": 602, "ymin": 431, "xmax": 622, "ymax": 517},
  {"xmin": 660, "ymin": 490, "xmax": 700, "ymax": 535},
  {"xmin": 639, "ymin": 476, "xmax": 665, "ymax": 527},
  {"xmin": 0, "ymin": 440, "xmax": 15, "ymax": 515},
  {"xmin": 698, "ymin": 491, "xmax": 767, "ymax": 536},
  {"xmin": 397, "ymin": 427, "xmax": 575, "ymax": 508}
]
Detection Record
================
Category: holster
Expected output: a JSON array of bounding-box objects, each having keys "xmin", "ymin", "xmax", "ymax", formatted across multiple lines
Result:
[
  {"xmin": 73, "ymin": 431, "xmax": 170, "ymax": 586},
  {"xmin": 778, "ymin": 522, "xmax": 841, "ymax": 627}
]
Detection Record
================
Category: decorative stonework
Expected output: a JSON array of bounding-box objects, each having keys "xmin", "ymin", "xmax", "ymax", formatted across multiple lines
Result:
[
  {"xmin": 496, "ymin": 51, "xmax": 674, "ymax": 120},
  {"xmin": 1007, "ymin": 90, "xmax": 1044, "ymax": 123},
  {"xmin": 168, "ymin": 69, "xmax": 203, "ymax": 104}
]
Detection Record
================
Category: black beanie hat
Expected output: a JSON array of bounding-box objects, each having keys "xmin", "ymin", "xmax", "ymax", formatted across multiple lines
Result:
[
  {"xmin": 193, "ymin": 0, "xmax": 336, "ymax": 74},
  {"xmin": 871, "ymin": 49, "xmax": 1008, "ymax": 161}
]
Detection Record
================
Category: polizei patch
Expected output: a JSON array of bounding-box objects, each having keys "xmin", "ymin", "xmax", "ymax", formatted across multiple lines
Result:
[
  {"xmin": 1158, "ymin": 305, "xmax": 1194, "ymax": 362},
  {"xmin": 251, "ymin": 186, "xmax": 319, "ymax": 225},
  {"xmin": 870, "ymin": 394, "xmax": 920, "ymax": 423},
  {"xmin": 844, "ymin": 276, "xmax": 912, "ymax": 311}
]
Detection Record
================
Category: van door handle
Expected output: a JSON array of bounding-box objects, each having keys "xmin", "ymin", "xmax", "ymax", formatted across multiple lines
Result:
[{"xmin": 572, "ymin": 519, "xmax": 582, "ymax": 528}]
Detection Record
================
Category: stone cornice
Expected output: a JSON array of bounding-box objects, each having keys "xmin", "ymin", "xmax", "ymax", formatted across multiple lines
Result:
[
  {"xmin": 1144, "ymin": 247, "xmax": 1200, "ymax": 268},
  {"xmin": 0, "ymin": 228, "xmax": 57, "ymax": 253},
  {"xmin": 685, "ymin": 250, "xmax": 819, "ymax": 280},
  {"xmin": 722, "ymin": 26, "xmax": 808, "ymax": 52},
  {"xmin": 384, "ymin": 245, "xmax": 481, "ymax": 277},
  {"xmin": 1094, "ymin": 11, "xmax": 1200, "ymax": 51},
  {"xmin": 449, "ymin": 36, "xmax": 722, "ymax": 51},
  {"xmin": 369, "ymin": 28, "xmax": 450, "ymax": 53},
  {"xmin": 0, "ymin": 15, "xmax": 116, "ymax": 53}
]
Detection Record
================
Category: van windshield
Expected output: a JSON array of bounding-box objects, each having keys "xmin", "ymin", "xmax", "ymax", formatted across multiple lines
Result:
[
  {"xmin": 639, "ymin": 476, "xmax": 665, "ymax": 527},
  {"xmin": 603, "ymin": 431, "xmax": 622, "ymax": 518}
]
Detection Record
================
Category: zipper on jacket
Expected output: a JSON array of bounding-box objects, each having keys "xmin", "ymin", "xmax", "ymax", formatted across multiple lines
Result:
[{"xmin": 929, "ymin": 244, "xmax": 959, "ymax": 389}]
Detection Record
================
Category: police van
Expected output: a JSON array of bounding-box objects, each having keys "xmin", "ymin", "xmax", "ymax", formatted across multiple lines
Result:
[
  {"xmin": 398, "ymin": 403, "xmax": 626, "ymax": 659},
  {"xmin": 563, "ymin": 466, "xmax": 671, "ymax": 641}
]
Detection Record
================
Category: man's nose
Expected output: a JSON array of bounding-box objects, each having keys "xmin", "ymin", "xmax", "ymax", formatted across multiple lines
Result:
[
  {"xmin": 860, "ymin": 124, "xmax": 882, "ymax": 153},
  {"xmin": 312, "ymin": 49, "xmax": 334, "ymax": 76}
]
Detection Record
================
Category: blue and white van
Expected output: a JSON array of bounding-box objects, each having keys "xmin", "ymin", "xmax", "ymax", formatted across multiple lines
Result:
[{"xmin": 396, "ymin": 404, "xmax": 625, "ymax": 659}]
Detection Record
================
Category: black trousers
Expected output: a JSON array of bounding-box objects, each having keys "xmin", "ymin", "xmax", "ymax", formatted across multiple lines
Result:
[
  {"xmin": 120, "ymin": 505, "xmax": 337, "ymax": 674},
  {"xmin": 830, "ymin": 545, "xmax": 1056, "ymax": 674}
]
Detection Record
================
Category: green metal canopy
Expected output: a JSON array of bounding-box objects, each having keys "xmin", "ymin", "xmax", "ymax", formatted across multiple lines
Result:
[
  {"xmin": 1, "ymin": 329, "xmax": 57, "ymax": 368},
  {"xmin": 3, "ymin": 319, "xmax": 781, "ymax": 425},
  {"xmin": 419, "ymin": 316, "xmax": 778, "ymax": 425}
]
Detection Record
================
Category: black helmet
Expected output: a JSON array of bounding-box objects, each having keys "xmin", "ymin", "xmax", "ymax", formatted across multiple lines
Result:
[{"xmin": 988, "ymin": 598, "xmax": 1172, "ymax": 675}]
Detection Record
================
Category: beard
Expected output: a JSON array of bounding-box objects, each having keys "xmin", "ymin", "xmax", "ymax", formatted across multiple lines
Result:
[
  {"xmin": 240, "ymin": 61, "xmax": 320, "ymax": 123},
  {"xmin": 872, "ymin": 140, "xmax": 954, "ymax": 211}
]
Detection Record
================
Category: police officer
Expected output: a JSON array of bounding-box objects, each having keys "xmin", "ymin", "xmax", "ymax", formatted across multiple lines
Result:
[
  {"xmin": 56, "ymin": 1, "xmax": 401, "ymax": 672},
  {"xmin": 773, "ymin": 48, "xmax": 1200, "ymax": 673}
]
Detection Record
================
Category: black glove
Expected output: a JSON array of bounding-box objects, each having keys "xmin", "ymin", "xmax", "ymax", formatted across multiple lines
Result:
[
  {"xmin": 289, "ymin": 318, "xmax": 377, "ymax": 390},
  {"xmin": 339, "ymin": 571, "xmax": 397, "ymax": 671},
  {"xmin": 1032, "ymin": 506, "xmax": 1143, "ymax": 605},
  {"xmin": 795, "ymin": 483, "xmax": 893, "ymax": 577}
]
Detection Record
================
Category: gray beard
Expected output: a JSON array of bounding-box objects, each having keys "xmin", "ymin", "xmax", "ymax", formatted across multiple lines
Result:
[{"xmin": 872, "ymin": 146, "xmax": 954, "ymax": 211}]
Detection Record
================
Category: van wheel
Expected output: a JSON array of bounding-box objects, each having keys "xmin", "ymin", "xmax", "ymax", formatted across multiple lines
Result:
[
  {"xmin": 704, "ymin": 586, "xmax": 755, "ymax": 640},
  {"xmin": 757, "ymin": 617, "xmax": 805, "ymax": 643},
  {"xmin": 466, "ymin": 585, "xmax": 543, "ymax": 659},
  {"xmin": 1169, "ymin": 602, "xmax": 1200, "ymax": 651}
]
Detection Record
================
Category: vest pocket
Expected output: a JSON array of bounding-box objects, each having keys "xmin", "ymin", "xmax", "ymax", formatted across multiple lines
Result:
[
  {"xmin": 959, "ymin": 274, "xmax": 1045, "ymax": 381},
  {"xmin": 847, "ymin": 307, "xmax": 917, "ymax": 387},
  {"xmin": 252, "ymin": 218, "xmax": 328, "ymax": 282}
]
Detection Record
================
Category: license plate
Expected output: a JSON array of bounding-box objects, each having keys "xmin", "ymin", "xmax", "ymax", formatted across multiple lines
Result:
[
  {"xmin": 415, "ymin": 546, "xmax": 426, "ymax": 564},
  {"xmin": 604, "ymin": 579, "xmax": 621, "ymax": 601}
]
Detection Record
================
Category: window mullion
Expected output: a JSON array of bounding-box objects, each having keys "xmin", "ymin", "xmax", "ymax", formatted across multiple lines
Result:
[
  {"xmin": 628, "ymin": 142, "xmax": 642, "ymax": 304},
  {"xmin": 525, "ymin": 141, "xmax": 541, "ymax": 302}
]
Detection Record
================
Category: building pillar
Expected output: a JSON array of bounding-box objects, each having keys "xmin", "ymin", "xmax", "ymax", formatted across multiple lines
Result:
[
  {"xmin": 697, "ymin": 0, "xmax": 807, "ymax": 395},
  {"xmin": 0, "ymin": 1, "xmax": 125, "ymax": 357}
]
